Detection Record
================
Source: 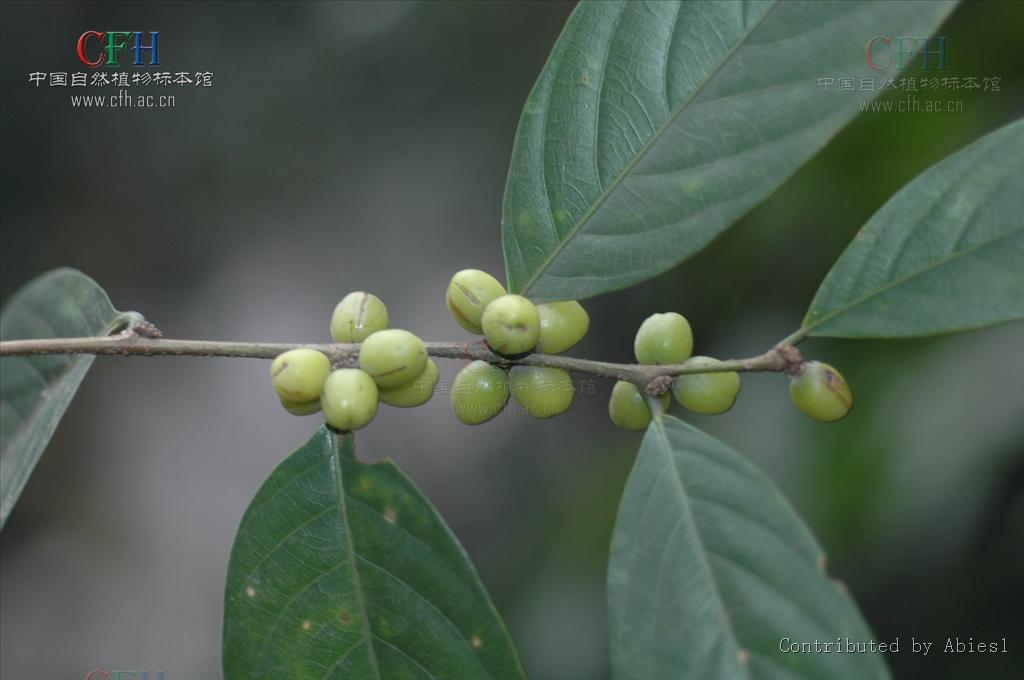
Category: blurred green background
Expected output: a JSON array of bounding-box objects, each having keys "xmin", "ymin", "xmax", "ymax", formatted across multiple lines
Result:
[{"xmin": 1, "ymin": 1, "xmax": 1021, "ymax": 678}]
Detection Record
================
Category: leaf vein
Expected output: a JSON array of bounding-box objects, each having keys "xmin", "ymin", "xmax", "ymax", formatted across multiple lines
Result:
[{"xmin": 518, "ymin": 0, "xmax": 782, "ymax": 296}]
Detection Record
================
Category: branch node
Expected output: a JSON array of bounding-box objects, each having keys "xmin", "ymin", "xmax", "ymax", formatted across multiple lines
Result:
[
  {"xmin": 130, "ymin": 320, "xmax": 163, "ymax": 339},
  {"xmin": 111, "ymin": 311, "xmax": 162, "ymax": 339},
  {"xmin": 325, "ymin": 344, "xmax": 360, "ymax": 369},
  {"xmin": 482, "ymin": 340, "xmax": 522, "ymax": 369},
  {"xmin": 774, "ymin": 343, "xmax": 804, "ymax": 376},
  {"xmin": 645, "ymin": 375, "xmax": 673, "ymax": 396}
]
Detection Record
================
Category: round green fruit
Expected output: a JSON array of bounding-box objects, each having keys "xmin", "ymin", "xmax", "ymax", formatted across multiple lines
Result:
[
  {"xmin": 270, "ymin": 348, "xmax": 331, "ymax": 403},
  {"xmin": 358, "ymin": 329, "xmax": 428, "ymax": 388},
  {"xmin": 321, "ymin": 369, "xmax": 379, "ymax": 431},
  {"xmin": 608, "ymin": 381, "xmax": 671, "ymax": 432},
  {"xmin": 672, "ymin": 356, "xmax": 741, "ymax": 415},
  {"xmin": 790, "ymin": 361, "xmax": 853, "ymax": 422},
  {"xmin": 510, "ymin": 366, "xmax": 574, "ymax": 419},
  {"xmin": 535, "ymin": 301, "xmax": 589, "ymax": 354},
  {"xmin": 634, "ymin": 312, "xmax": 693, "ymax": 365},
  {"xmin": 446, "ymin": 269, "xmax": 507, "ymax": 334},
  {"xmin": 331, "ymin": 292, "xmax": 389, "ymax": 342},
  {"xmin": 481, "ymin": 294, "xmax": 540, "ymax": 355},
  {"xmin": 280, "ymin": 397, "xmax": 321, "ymax": 416},
  {"xmin": 451, "ymin": 360, "xmax": 510, "ymax": 425},
  {"xmin": 379, "ymin": 359, "xmax": 439, "ymax": 408}
]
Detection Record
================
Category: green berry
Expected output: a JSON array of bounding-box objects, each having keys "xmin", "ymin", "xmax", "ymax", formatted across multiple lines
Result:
[
  {"xmin": 608, "ymin": 381, "xmax": 671, "ymax": 432},
  {"xmin": 379, "ymin": 359, "xmax": 439, "ymax": 408},
  {"xmin": 270, "ymin": 349, "xmax": 331, "ymax": 403},
  {"xmin": 481, "ymin": 294, "xmax": 540, "ymax": 355},
  {"xmin": 672, "ymin": 356, "xmax": 741, "ymax": 415},
  {"xmin": 358, "ymin": 329, "xmax": 428, "ymax": 388},
  {"xmin": 446, "ymin": 269, "xmax": 507, "ymax": 334},
  {"xmin": 322, "ymin": 368, "xmax": 379, "ymax": 431},
  {"xmin": 279, "ymin": 397, "xmax": 321, "ymax": 416},
  {"xmin": 536, "ymin": 301, "xmax": 589, "ymax": 354},
  {"xmin": 790, "ymin": 361, "xmax": 853, "ymax": 422},
  {"xmin": 451, "ymin": 360, "xmax": 510, "ymax": 425},
  {"xmin": 510, "ymin": 366, "xmax": 574, "ymax": 419},
  {"xmin": 331, "ymin": 292, "xmax": 389, "ymax": 342},
  {"xmin": 634, "ymin": 312, "xmax": 693, "ymax": 365}
]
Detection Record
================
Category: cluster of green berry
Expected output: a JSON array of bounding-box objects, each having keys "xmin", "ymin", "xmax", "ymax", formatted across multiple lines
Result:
[
  {"xmin": 445, "ymin": 269, "xmax": 589, "ymax": 424},
  {"xmin": 607, "ymin": 312, "xmax": 742, "ymax": 431},
  {"xmin": 269, "ymin": 271, "xmax": 851, "ymax": 433},
  {"xmin": 269, "ymin": 269, "xmax": 592, "ymax": 432},
  {"xmin": 607, "ymin": 312, "xmax": 852, "ymax": 430},
  {"xmin": 270, "ymin": 292, "xmax": 438, "ymax": 432}
]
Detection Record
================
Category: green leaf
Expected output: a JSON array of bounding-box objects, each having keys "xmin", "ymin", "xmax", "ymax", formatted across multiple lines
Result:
[
  {"xmin": 223, "ymin": 428, "xmax": 526, "ymax": 680},
  {"xmin": 502, "ymin": 0, "xmax": 959, "ymax": 301},
  {"xmin": 1, "ymin": 268, "xmax": 128, "ymax": 529},
  {"xmin": 802, "ymin": 119, "xmax": 1024, "ymax": 338},
  {"xmin": 608, "ymin": 415, "xmax": 887, "ymax": 680}
]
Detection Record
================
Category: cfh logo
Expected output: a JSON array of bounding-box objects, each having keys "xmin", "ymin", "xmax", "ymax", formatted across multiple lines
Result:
[
  {"xmin": 84, "ymin": 671, "xmax": 166, "ymax": 680},
  {"xmin": 866, "ymin": 36, "xmax": 947, "ymax": 71},
  {"xmin": 76, "ymin": 31, "xmax": 160, "ymax": 68}
]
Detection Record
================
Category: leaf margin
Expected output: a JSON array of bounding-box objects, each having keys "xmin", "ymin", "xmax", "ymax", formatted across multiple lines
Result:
[
  {"xmin": 607, "ymin": 411, "xmax": 890, "ymax": 679},
  {"xmin": 798, "ymin": 117, "xmax": 1024, "ymax": 340},
  {"xmin": 0, "ymin": 267, "xmax": 132, "ymax": 528}
]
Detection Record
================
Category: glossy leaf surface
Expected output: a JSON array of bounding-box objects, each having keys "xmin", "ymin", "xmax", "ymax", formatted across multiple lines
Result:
[
  {"xmin": 502, "ymin": 0, "xmax": 958, "ymax": 301},
  {"xmin": 223, "ymin": 429, "xmax": 526, "ymax": 680},
  {"xmin": 608, "ymin": 415, "xmax": 888, "ymax": 679},
  {"xmin": 804, "ymin": 119, "xmax": 1024, "ymax": 338}
]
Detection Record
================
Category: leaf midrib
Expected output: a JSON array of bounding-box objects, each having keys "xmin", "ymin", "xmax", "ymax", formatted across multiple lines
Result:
[
  {"xmin": 804, "ymin": 224, "xmax": 1023, "ymax": 335},
  {"xmin": 329, "ymin": 451, "xmax": 495, "ymax": 680},
  {"xmin": 1, "ymin": 303, "xmax": 124, "ymax": 461},
  {"xmin": 651, "ymin": 414, "xmax": 752, "ymax": 679},
  {"xmin": 1, "ymin": 359, "xmax": 85, "ymax": 460},
  {"xmin": 518, "ymin": 0, "xmax": 781, "ymax": 296},
  {"xmin": 331, "ymin": 442, "xmax": 382, "ymax": 680}
]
